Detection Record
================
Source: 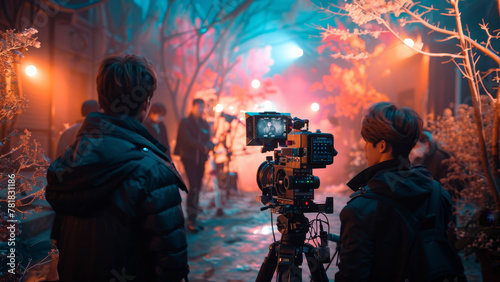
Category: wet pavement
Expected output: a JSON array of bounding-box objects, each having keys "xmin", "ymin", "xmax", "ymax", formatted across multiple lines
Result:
[
  {"xmin": 184, "ymin": 187, "xmax": 483, "ymax": 281},
  {"xmin": 184, "ymin": 189, "xmax": 345, "ymax": 281},
  {"xmin": 20, "ymin": 186, "xmax": 482, "ymax": 281}
]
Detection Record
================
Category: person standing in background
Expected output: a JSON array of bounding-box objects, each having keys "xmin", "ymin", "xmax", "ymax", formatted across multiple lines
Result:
[
  {"xmin": 174, "ymin": 98, "xmax": 214, "ymax": 233},
  {"xmin": 143, "ymin": 102, "xmax": 171, "ymax": 159},
  {"xmin": 55, "ymin": 100, "xmax": 100, "ymax": 158}
]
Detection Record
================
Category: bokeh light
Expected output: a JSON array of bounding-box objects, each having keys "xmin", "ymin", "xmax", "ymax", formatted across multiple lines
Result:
[
  {"xmin": 25, "ymin": 65, "xmax": 37, "ymax": 77},
  {"xmin": 252, "ymin": 225, "xmax": 273, "ymax": 235},
  {"xmin": 403, "ymin": 38, "xmax": 415, "ymax": 47},
  {"xmin": 215, "ymin": 103, "xmax": 224, "ymax": 113},
  {"xmin": 251, "ymin": 79, "xmax": 261, "ymax": 89},
  {"xmin": 289, "ymin": 46, "xmax": 303, "ymax": 58},
  {"xmin": 262, "ymin": 100, "xmax": 276, "ymax": 111}
]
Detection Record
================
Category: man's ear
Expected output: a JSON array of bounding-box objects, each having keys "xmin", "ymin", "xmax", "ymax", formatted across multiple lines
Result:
[{"xmin": 378, "ymin": 140, "xmax": 392, "ymax": 153}]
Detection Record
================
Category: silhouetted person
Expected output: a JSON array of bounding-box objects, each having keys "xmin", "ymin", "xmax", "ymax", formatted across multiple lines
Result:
[
  {"xmin": 335, "ymin": 102, "xmax": 465, "ymax": 282},
  {"xmin": 143, "ymin": 102, "xmax": 171, "ymax": 159},
  {"xmin": 410, "ymin": 129, "xmax": 452, "ymax": 182},
  {"xmin": 45, "ymin": 54, "xmax": 189, "ymax": 281},
  {"xmin": 174, "ymin": 98, "xmax": 214, "ymax": 233},
  {"xmin": 55, "ymin": 100, "xmax": 99, "ymax": 158}
]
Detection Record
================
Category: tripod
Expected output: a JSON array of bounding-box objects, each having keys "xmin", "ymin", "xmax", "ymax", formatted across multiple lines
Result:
[{"xmin": 256, "ymin": 213, "xmax": 329, "ymax": 282}]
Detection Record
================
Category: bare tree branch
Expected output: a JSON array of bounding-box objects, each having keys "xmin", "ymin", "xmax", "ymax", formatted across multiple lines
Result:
[{"xmin": 451, "ymin": 0, "xmax": 500, "ymax": 208}]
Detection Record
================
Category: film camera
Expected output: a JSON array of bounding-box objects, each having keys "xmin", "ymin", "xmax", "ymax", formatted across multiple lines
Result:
[
  {"xmin": 246, "ymin": 111, "xmax": 337, "ymax": 214},
  {"xmin": 246, "ymin": 111, "xmax": 338, "ymax": 281}
]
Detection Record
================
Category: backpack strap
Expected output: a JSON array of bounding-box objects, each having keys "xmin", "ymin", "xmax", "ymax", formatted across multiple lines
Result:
[{"xmin": 420, "ymin": 181, "xmax": 443, "ymax": 242}]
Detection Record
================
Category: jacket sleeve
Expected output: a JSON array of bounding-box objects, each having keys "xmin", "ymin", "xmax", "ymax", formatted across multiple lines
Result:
[
  {"xmin": 335, "ymin": 200, "xmax": 375, "ymax": 282},
  {"xmin": 138, "ymin": 164, "xmax": 189, "ymax": 281},
  {"xmin": 177, "ymin": 118, "xmax": 208, "ymax": 151}
]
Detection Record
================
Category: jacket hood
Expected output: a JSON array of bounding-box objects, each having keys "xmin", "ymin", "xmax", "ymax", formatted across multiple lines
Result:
[
  {"xmin": 347, "ymin": 159, "xmax": 436, "ymax": 205},
  {"xmin": 46, "ymin": 112, "xmax": 185, "ymax": 215}
]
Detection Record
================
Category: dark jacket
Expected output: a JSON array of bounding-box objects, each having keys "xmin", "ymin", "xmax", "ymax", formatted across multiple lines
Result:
[
  {"xmin": 143, "ymin": 118, "xmax": 171, "ymax": 159},
  {"xmin": 45, "ymin": 112, "xmax": 189, "ymax": 282},
  {"xmin": 174, "ymin": 114, "xmax": 211, "ymax": 164},
  {"xmin": 335, "ymin": 159, "xmax": 453, "ymax": 282}
]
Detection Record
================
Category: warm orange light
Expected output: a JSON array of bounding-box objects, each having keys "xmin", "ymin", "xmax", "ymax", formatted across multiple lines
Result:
[
  {"xmin": 25, "ymin": 65, "xmax": 37, "ymax": 77},
  {"xmin": 403, "ymin": 38, "xmax": 415, "ymax": 47}
]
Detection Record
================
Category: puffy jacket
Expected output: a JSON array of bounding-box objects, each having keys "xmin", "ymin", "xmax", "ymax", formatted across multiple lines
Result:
[
  {"xmin": 45, "ymin": 112, "xmax": 189, "ymax": 282},
  {"xmin": 335, "ymin": 159, "xmax": 453, "ymax": 282}
]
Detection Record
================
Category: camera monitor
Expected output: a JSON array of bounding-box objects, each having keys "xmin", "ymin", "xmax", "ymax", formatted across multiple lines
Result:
[{"xmin": 246, "ymin": 112, "xmax": 291, "ymax": 146}]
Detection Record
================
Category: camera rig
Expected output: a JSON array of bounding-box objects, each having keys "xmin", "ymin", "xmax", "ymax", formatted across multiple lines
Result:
[
  {"xmin": 246, "ymin": 111, "xmax": 338, "ymax": 282},
  {"xmin": 246, "ymin": 111, "xmax": 337, "ymax": 214}
]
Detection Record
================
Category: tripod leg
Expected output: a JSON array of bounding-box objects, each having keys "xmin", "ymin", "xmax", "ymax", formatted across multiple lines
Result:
[
  {"xmin": 277, "ymin": 265, "xmax": 302, "ymax": 282},
  {"xmin": 276, "ymin": 245, "xmax": 302, "ymax": 282},
  {"xmin": 256, "ymin": 242, "xmax": 279, "ymax": 282},
  {"xmin": 304, "ymin": 244, "xmax": 328, "ymax": 282}
]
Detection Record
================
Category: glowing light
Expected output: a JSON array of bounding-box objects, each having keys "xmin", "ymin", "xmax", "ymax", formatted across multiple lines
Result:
[
  {"xmin": 403, "ymin": 38, "xmax": 415, "ymax": 47},
  {"xmin": 292, "ymin": 47, "xmax": 303, "ymax": 58},
  {"xmin": 261, "ymin": 225, "xmax": 273, "ymax": 235},
  {"xmin": 262, "ymin": 100, "xmax": 276, "ymax": 111},
  {"xmin": 251, "ymin": 79, "xmax": 261, "ymax": 89},
  {"xmin": 25, "ymin": 65, "xmax": 37, "ymax": 77},
  {"xmin": 311, "ymin": 102, "xmax": 320, "ymax": 112},
  {"xmin": 252, "ymin": 225, "xmax": 273, "ymax": 235},
  {"xmin": 215, "ymin": 104, "xmax": 224, "ymax": 113},
  {"xmin": 287, "ymin": 45, "xmax": 303, "ymax": 59}
]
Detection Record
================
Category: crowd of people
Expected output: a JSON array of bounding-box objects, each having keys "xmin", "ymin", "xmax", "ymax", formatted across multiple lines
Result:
[{"xmin": 44, "ymin": 54, "xmax": 467, "ymax": 281}]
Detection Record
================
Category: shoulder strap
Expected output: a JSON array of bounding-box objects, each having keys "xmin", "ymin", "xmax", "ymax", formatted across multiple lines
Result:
[{"xmin": 427, "ymin": 180, "xmax": 441, "ymax": 222}]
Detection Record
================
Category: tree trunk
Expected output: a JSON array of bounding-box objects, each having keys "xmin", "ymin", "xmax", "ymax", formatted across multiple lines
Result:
[
  {"xmin": 452, "ymin": 0, "xmax": 500, "ymax": 211},
  {"xmin": 494, "ymin": 86, "xmax": 500, "ymax": 180}
]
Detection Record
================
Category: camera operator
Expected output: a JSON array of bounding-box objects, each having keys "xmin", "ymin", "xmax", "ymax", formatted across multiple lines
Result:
[{"xmin": 335, "ymin": 102, "xmax": 465, "ymax": 281}]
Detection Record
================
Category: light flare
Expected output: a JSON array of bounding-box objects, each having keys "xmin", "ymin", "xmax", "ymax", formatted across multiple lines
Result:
[{"xmin": 25, "ymin": 65, "xmax": 37, "ymax": 77}]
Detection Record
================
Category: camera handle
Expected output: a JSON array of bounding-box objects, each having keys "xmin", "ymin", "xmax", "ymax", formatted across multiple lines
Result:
[{"xmin": 256, "ymin": 213, "xmax": 329, "ymax": 282}]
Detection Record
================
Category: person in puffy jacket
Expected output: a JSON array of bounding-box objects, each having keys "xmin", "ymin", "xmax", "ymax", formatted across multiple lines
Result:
[
  {"xmin": 45, "ymin": 54, "xmax": 189, "ymax": 282},
  {"xmin": 335, "ymin": 102, "xmax": 465, "ymax": 281}
]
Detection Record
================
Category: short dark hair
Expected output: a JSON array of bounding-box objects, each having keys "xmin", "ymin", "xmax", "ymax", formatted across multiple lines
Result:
[
  {"xmin": 81, "ymin": 100, "xmax": 99, "ymax": 117},
  {"xmin": 192, "ymin": 98, "xmax": 205, "ymax": 106},
  {"xmin": 150, "ymin": 102, "xmax": 166, "ymax": 115},
  {"xmin": 96, "ymin": 54, "xmax": 157, "ymax": 116},
  {"xmin": 361, "ymin": 102, "xmax": 422, "ymax": 159}
]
